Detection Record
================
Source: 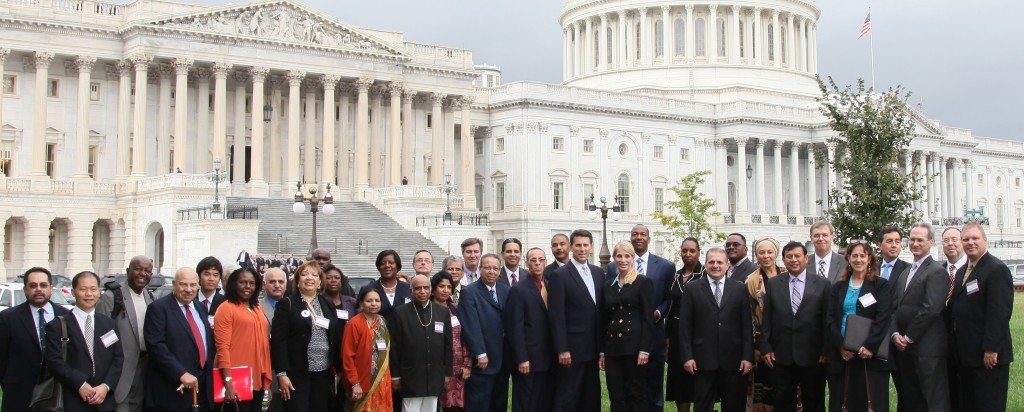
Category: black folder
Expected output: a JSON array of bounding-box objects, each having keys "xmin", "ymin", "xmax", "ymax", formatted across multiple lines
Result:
[{"xmin": 843, "ymin": 314, "xmax": 873, "ymax": 352}]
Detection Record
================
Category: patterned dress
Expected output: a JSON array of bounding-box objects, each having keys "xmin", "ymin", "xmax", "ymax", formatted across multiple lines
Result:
[{"xmin": 441, "ymin": 301, "xmax": 472, "ymax": 410}]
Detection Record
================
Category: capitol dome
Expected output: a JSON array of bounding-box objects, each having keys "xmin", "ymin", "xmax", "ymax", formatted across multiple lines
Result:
[{"xmin": 558, "ymin": 0, "xmax": 821, "ymax": 102}]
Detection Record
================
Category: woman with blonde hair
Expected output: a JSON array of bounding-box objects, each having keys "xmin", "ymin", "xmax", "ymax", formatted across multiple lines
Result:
[
  {"xmin": 600, "ymin": 240, "xmax": 655, "ymax": 412},
  {"xmin": 746, "ymin": 237, "xmax": 783, "ymax": 411}
]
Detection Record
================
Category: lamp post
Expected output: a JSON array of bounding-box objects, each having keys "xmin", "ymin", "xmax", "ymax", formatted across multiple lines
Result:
[
  {"xmin": 293, "ymin": 181, "xmax": 335, "ymax": 256},
  {"xmin": 208, "ymin": 158, "xmax": 226, "ymax": 214},
  {"xmin": 440, "ymin": 172, "xmax": 457, "ymax": 223},
  {"xmin": 588, "ymin": 194, "xmax": 621, "ymax": 268}
]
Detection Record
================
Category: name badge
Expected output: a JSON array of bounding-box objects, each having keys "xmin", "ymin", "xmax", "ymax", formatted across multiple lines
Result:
[
  {"xmin": 300, "ymin": 309, "xmax": 311, "ymax": 318},
  {"xmin": 405, "ymin": 298, "xmax": 411, "ymax": 304},
  {"xmin": 966, "ymin": 280, "xmax": 980, "ymax": 295},
  {"xmin": 314, "ymin": 316, "xmax": 330, "ymax": 329},
  {"xmin": 208, "ymin": 316, "xmax": 215, "ymax": 327},
  {"xmin": 336, "ymin": 309, "xmax": 349, "ymax": 320},
  {"xmin": 450, "ymin": 315, "xmax": 460, "ymax": 328},
  {"xmin": 858, "ymin": 293, "xmax": 877, "ymax": 308},
  {"xmin": 100, "ymin": 330, "xmax": 119, "ymax": 348},
  {"xmin": 376, "ymin": 339, "xmax": 386, "ymax": 350},
  {"xmin": 434, "ymin": 321, "xmax": 444, "ymax": 334}
]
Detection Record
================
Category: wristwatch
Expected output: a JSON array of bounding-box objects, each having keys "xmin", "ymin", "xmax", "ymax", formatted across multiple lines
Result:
[{"xmin": 223, "ymin": 376, "xmax": 233, "ymax": 382}]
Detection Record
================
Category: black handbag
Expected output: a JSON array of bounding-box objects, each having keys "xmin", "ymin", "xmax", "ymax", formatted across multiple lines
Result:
[{"xmin": 30, "ymin": 315, "xmax": 68, "ymax": 412}]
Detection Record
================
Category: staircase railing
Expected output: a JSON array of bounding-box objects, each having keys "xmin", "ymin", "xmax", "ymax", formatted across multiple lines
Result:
[{"xmin": 415, "ymin": 213, "xmax": 489, "ymax": 227}]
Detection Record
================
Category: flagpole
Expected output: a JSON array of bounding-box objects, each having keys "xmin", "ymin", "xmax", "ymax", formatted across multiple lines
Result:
[{"xmin": 868, "ymin": 6, "xmax": 876, "ymax": 89}]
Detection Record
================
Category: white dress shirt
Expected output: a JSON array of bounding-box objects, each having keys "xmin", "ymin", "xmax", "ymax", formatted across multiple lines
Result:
[
  {"xmin": 813, "ymin": 252, "xmax": 832, "ymax": 278},
  {"xmin": 946, "ymin": 255, "xmax": 968, "ymax": 275},
  {"xmin": 31, "ymin": 302, "xmax": 56, "ymax": 343},
  {"xmin": 573, "ymin": 258, "xmax": 596, "ymax": 303},
  {"xmin": 128, "ymin": 287, "xmax": 148, "ymax": 351},
  {"xmin": 904, "ymin": 256, "xmax": 929, "ymax": 291},
  {"xmin": 70, "ymin": 307, "xmax": 111, "ymax": 391}
]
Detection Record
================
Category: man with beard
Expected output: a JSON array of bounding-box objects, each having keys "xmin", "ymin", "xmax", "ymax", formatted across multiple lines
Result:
[
  {"xmin": 98, "ymin": 255, "xmax": 155, "ymax": 412},
  {"xmin": 390, "ymin": 275, "xmax": 453, "ymax": 411},
  {"xmin": 725, "ymin": 233, "xmax": 756, "ymax": 282}
]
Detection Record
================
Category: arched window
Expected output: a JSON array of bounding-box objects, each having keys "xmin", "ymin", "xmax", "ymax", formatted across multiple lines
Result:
[
  {"xmin": 695, "ymin": 18, "xmax": 706, "ymax": 56},
  {"xmin": 654, "ymin": 20, "xmax": 664, "ymax": 57},
  {"xmin": 674, "ymin": 18, "xmax": 686, "ymax": 56},
  {"xmin": 738, "ymin": 21, "xmax": 745, "ymax": 57},
  {"xmin": 617, "ymin": 173, "xmax": 631, "ymax": 212},
  {"xmin": 718, "ymin": 18, "xmax": 727, "ymax": 57},
  {"xmin": 768, "ymin": 24, "xmax": 775, "ymax": 61},
  {"xmin": 606, "ymin": 27, "xmax": 614, "ymax": 65},
  {"xmin": 635, "ymin": 23, "xmax": 642, "ymax": 60},
  {"xmin": 780, "ymin": 26, "xmax": 787, "ymax": 64}
]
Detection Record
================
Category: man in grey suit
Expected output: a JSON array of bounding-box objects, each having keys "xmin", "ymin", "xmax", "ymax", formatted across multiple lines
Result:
[
  {"xmin": 806, "ymin": 221, "xmax": 846, "ymax": 283},
  {"xmin": 97, "ymin": 255, "xmax": 155, "ymax": 412},
  {"xmin": 890, "ymin": 223, "xmax": 951, "ymax": 412},
  {"xmin": 499, "ymin": 238, "xmax": 528, "ymax": 286}
]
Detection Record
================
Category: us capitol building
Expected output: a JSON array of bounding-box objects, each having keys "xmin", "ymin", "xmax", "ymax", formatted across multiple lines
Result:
[{"xmin": 1, "ymin": 0, "xmax": 1021, "ymax": 277}]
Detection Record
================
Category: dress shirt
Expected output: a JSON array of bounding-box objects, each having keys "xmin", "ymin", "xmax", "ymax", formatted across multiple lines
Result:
[
  {"xmin": 31, "ymin": 302, "xmax": 56, "ymax": 343},
  {"xmin": 128, "ymin": 287, "xmax": 148, "ymax": 351},
  {"xmin": 789, "ymin": 271, "xmax": 807, "ymax": 310},
  {"xmin": 178, "ymin": 300, "xmax": 209, "ymax": 354},
  {"xmin": 504, "ymin": 266, "xmax": 520, "ymax": 284},
  {"xmin": 880, "ymin": 258, "xmax": 898, "ymax": 280},
  {"xmin": 264, "ymin": 296, "xmax": 279, "ymax": 310},
  {"xmin": 197, "ymin": 291, "xmax": 217, "ymax": 312},
  {"xmin": 573, "ymin": 258, "xmax": 597, "ymax": 303},
  {"xmin": 946, "ymin": 255, "xmax": 968, "ymax": 275},
  {"xmin": 464, "ymin": 266, "xmax": 480, "ymax": 284},
  {"xmin": 70, "ymin": 307, "xmax": 110, "ymax": 391},
  {"xmin": 635, "ymin": 251, "xmax": 650, "ymax": 275},
  {"xmin": 814, "ymin": 252, "xmax": 832, "ymax": 278},
  {"xmin": 904, "ymin": 256, "xmax": 929, "ymax": 291}
]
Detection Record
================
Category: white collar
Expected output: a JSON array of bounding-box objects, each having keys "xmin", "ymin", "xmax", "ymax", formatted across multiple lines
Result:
[
  {"xmin": 789, "ymin": 271, "xmax": 807, "ymax": 282},
  {"xmin": 29, "ymin": 301, "xmax": 54, "ymax": 313},
  {"xmin": 572, "ymin": 258, "xmax": 588, "ymax": 269},
  {"xmin": 636, "ymin": 251, "xmax": 651, "ymax": 262},
  {"xmin": 948, "ymin": 255, "xmax": 968, "ymax": 270},
  {"xmin": 881, "ymin": 257, "xmax": 900, "ymax": 266},
  {"xmin": 815, "ymin": 251, "xmax": 832, "ymax": 262},
  {"xmin": 706, "ymin": 275, "xmax": 726, "ymax": 287},
  {"xmin": 912, "ymin": 255, "xmax": 929, "ymax": 268}
]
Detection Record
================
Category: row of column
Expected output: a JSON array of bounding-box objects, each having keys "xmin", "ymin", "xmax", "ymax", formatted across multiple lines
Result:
[
  {"xmin": 562, "ymin": 4, "xmax": 817, "ymax": 79},
  {"xmin": 906, "ymin": 151, "xmax": 976, "ymax": 222}
]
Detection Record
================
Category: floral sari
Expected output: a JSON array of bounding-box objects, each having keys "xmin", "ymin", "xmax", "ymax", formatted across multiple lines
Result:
[{"xmin": 345, "ymin": 315, "xmax": 393, "ymax": 412}]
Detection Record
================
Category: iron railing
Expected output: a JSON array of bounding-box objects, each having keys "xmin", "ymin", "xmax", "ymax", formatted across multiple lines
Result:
[
  {"xmin": 177, "ymin": 205, "xmax": 259, "ymax": 221},
  {"xmin": 415, "ymin": 213, "xmax": 489, "ymax": 226}
]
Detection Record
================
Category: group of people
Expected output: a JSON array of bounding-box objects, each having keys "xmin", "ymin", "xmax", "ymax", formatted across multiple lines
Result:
[{"xmin": 0, "ymin": 219, "xmax": 1012, "ymax": 412}]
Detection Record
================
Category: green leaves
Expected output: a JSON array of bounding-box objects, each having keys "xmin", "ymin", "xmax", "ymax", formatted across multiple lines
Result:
[{"xmin": 652, "ymin": 170, "xmax": 726, "ymax": 252}]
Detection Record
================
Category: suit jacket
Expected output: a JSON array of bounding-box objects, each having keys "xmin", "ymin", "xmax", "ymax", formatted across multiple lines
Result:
[
  {"xmin": 679, "ymin": 277, "xmax": 753, "ymax": 371},
  {"xmin": 601, "ymin": 276, "xmax": 655, "ymax": 357},
  {"xmin": 543, "ymin": 261, "xmax": 567, "ymax": 279},
  {"xmin": 727, "ymin": 258, "xmax": 757, "ymax": 283},
  {"xmin": 143, "ymin": 295, "xmax": 216, "ymax": 411},
  {"xmin": 205, "ymin": 293, "xmax": 226, "ymax": 315},
  {"xmin": 456, "ymin": 281, "xmax": 510, "ymax": 375},
  {"xmin": 498, "ymin": 267, "xmax": 528, "ymax": 286},
  {"xmin": 270, "ymin": 293, "xmax": 342, "ymax": 376},
  {"xmin": 808, "ymin": 251, "xmax": 847, "ymax": 283},
  {"xmin": 761, "ymin": 271, "xmax": 832, "ymax": 367},
  {"xmin": 827, "ymin": 278, "xmax": 893, "ymax": 372},
  {"xmin": 503, "ymin": 277, "xmax": 554, "ymax": 372},
  {"xmin": 606, "ymin": 253, "xmax": 675, "ymax": 322},
  {"xmin": 949, "ymin": 252, "xmax": 1013, "ymax": 368},
  {"xmin": 44, "ymin": 312, "xmax": 124, "ymax": 412},
  {"xmin": 390, "ymin": 301, "xmax": 453, "ymax": 396},
  {"xmin": 889, "ymin": 256, "xmax": 949, "ymax": 357},
  {"xmin": 0, "ymin": 302, "xmax": 72, "ymax": 384},
  {"xmin": 359, "ymin": 279, "xmax": 411, "ymax": 327},
  {"xmin": 260, "ymin": 297, "xmax": 277, "ymax": 327},
  {"xmin": 666, "ymin": 263, "xmax": 706, "ymax": 363},
  {"xmin": 96, "ymin": 282, "xmax": 154, "ymax": 402},
  {"xmin": 547, "ymin": 261, "xmax": 604, "ymax": 362},
  {"xmin": 877, "ymin": 259, "xmax": 910, "ymax": 284}
]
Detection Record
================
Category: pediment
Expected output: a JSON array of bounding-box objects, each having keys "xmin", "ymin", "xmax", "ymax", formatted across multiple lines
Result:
[
  {"xmin": 138, "ymin": 0, "xmax": 404, "ymax": 57},
  {"xmin": 907, "ymin": 109, "xmax": 944, "ymax": 137}
]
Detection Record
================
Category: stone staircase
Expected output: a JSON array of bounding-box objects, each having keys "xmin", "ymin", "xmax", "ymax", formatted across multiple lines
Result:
[{"xmin": 227, "ymin": 197, "xmax": 446, "ymax": 277}]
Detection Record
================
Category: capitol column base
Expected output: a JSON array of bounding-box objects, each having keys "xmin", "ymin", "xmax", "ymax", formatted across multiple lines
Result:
[
  {"xmin": 734, "ymin": 212, "xmax": 751, "ymax": 224},
  {"xmin": 461, "ymin": 193, "xmax": 477, "ymax": 211},
  {"xmin": 353, "ymin": 184, "xmax": 372, "ymax": 202},
  {"xmin": 789, "ymin": 214, "xmax": 803, "ymax": 226},
  {"xmin": 248, "ymin": 180, "xmax": 269, "ymax": 198}
]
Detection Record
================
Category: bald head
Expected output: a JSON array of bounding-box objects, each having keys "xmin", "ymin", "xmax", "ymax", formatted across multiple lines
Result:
[
  {"xmin": 263, "ymin": 267, "xmax": 287, "ymax": 300},
  {"xmin": 311, "ymin": 248, "xmax": 331, "ymax": 267},
  {"xmin": 411, "ymin": 274, "xmax": 431, "ymax": 304},
  {"xmin": 126, "ymin": 255, "xmax": 154, "ymax": 293},
  {"xmin": 172, "ymin": 267, "xmax": 199, "ymax": 305}
]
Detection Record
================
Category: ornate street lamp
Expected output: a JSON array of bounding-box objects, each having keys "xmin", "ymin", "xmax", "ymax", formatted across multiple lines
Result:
[
  {"xmin": 293, "ymin": 182, "xmax": 335, "ymax": 256},
  {"xmin": 588, "ymin": 194, "xmax": 621, "ymax": 268},
  {"xmin": 440, "ymin": 172, "xmax": 457, "ymax": 223},
  {"xmin": 209, "ymin": 158, "xmax": 226, "ymax": 214}
]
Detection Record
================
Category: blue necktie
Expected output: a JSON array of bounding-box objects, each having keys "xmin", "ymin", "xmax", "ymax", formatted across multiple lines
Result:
[
  {"xmin": 37, "ymin": 308, "xmax": 46, "ymax": 349},
  {"xmin": 882, "ymin": 263, "xmax": 892, "ymax": 280},
  {"xmin": 490, "ymin": 288, "xmax": 497, "ymax": 303}
]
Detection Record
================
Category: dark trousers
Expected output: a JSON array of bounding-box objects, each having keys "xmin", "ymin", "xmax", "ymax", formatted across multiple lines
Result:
[
  {"xmin": 219, "ymin": 390, "xmax": 264, "ymax": 412},
  {"xmin": 896, "ymin": 353, "xmax": 949, "ymax": 412},
  {"xmin": 511, "ymin": 369, "xmax": 551, "ymax": 412},
  {"xmin": 645, "ymin": 324, "xmax": 666, "ymax": 412},
  {"xmin": 605, "ymin": 355, "xmax": 647, "ymax": 412},
  {"xmin": 465, "ymin": 369, "xmax": 509, "ymax": 412},
  {"xmin": 283, "ymin": 370, "xmax": 332, "ymax": 412},
  {"xmin": 955, "ymin": 364, "xmax": 1009, "ymax": 412},
  {"xmin": 771, "ymin": 364, "xmax": 825, "ymax": 412},
  {"xmin": 553, "ymin": 359, "xmax": 600, "ymax": 412},
  {"xmin": 1, "ymin": 382, "xmax": 33, "ymax": 412},
  {"xmin": 891, "ymin": 369, "xmax": 905, "ymax": 412},
  {"xmin": 827, "ymin": 362, "xmax": 889, "ymax": 412},
  {"xmin": 693, "ymin": 369, "xmax": 745, "ymax": 412}
]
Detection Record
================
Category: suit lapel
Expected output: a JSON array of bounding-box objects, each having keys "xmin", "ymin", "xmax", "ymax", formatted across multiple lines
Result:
[
  {"xmin": 796, "ymin": 276, "xmax": 817, "ymax": 315},
  {"xmin": 66, "ymin": 315, "xmax": 95, "ymax": 373},
  {"xmin": 19, "ymin": 305, "xmax": 42, "ymax": 352},
  {"xmin": 121, "ymin": 283, "xmax": 141, "ymax": 342},
  {"xmin": 905, "ymin": 257, "xmax": 933, "ymax": 292}
]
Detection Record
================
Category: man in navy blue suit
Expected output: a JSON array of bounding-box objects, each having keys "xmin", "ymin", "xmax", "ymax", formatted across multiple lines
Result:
[
  {"xmin": 549, "ymin": 229, "xmax": 604, "ymax": 412},
  {"xmin": 457, "ymin": 253, "xmax": 511, "ymax": 411},
  {"xmin": 505, "ymin": 248, "xmax": 554, "ymax": 411},
  {"xmin": 143, "ymin": 267, "xmax": 215, "ymax": 412},
  {"xmin": 606, "ymin": 224, "xmax": 674, "ymax": 411}
]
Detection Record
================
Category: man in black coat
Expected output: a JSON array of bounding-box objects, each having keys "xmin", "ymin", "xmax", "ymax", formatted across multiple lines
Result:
[
  {"xmin": 761, "ymin": 241, "xmax": 832, "ymax": 412},
  {"xmin": 390, "ymin": 274, "xmax": 452, "ymax": 411},
  {"xmin": 504, "ymin": 248, "xmax": 555, "ymax": 412},
  {"xmin": 949, "ymin": 224, "xmax": 1013, "ymax": 411},
  {"xmin": 548, "ymin": 229, "xmax": 604, "ymax": 412},
  {"xmin": 143, "ymin": 268, "xmax": 216, "ymax": 412},
  {"xmin": 0, "ymin": 267, "xmax": 72, "ymax": 412},
  {"xmin": 724, "ymin": 233, "xmax": 756, "ymax": 282},
  {"xmin": 679, "ymin": 248, "xmax": 753, "ymax": 412},
  {"xmin": 543, "ymin": 233, "xmax": 570, "ymax": 279}
]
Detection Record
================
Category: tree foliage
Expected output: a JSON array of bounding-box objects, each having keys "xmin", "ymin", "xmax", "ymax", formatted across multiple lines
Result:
[
  {"xmin": 816, "ymin": 77, "xmax": 923, "ymax": 247},
  {"xmin": 652, "ymin": 170, "xmax": 726, "ymax": 250}
]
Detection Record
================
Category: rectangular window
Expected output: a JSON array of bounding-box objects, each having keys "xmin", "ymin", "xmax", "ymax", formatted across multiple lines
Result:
[
  {"xmin": 426, "ymin": 113, "xmax": 433, "ymax": 129},
  {"xmin": 89, "ymin": 81, "xmax": 101, "ymax": 101},
  {"xmin": 45, "ymin": 143, "xmax": 57, "ymax": 178},
  {"xmin": 654, "ymin": 145, "xmax": 664, "ymax": 160},
  {"xmin": 496, "ymin": 182, "xmax": 506, "ymax": 211},
  {"xmin": 553, "ymin": 182, "xmax": 564, "ymax": 210},
  {"xmin": 2, "ymin": 74, "xmax": 15, "ymax": 95},
  {"xmin": 583, "ymin": 139, "xmax": 595, "ymax": 154},
  {"xmin": 88, "ymin": 145, "xmax": 98, "ymax": 179},
  {"xmin": 496, "ymin": 137, "xmax": 505, "ymax": 153},
  {"xmin": 475, "ymin": 184, "xmax": 483, "ymax": 210},
  {"xmin": 680, "ymin": 147, "xmax": 691, "ymax": 161},
  {"xmin": 0, "ymin": 140, "xmax": 12, "ymax": 176},
  {"xmin": 654, "ymin": 187, "xmax": 665, "ymax": 213},
  {"xmin": 47, "ymin": 79, "xmax": 60, "ymax": 98},
  {"xmin": 583, "ymin": 183, "xmax": 595, "ymax": 208},
  {"xmin": 245, "ymin": 96, "xmax": 252, "ymax": 114},
  {"xmin": 474, "ymin": 141, "xmax": 483, "ymax": 156},
  {"xmin": 553, "ymin": 135, "xmax": 564, "ymax": 151}
]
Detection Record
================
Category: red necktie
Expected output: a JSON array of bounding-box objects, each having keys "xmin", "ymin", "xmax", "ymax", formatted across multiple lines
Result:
[{"xmin": 183, "ymin": 304, "xmax": 207, "ymax": 367}]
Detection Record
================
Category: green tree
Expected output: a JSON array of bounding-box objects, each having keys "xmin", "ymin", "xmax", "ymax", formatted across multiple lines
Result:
[
  {"xmin": 816, "ymin": 77, "xmax": 923, "ymax": 247},
  {"xmin": 653, "ymin": 170, "xmax": 726, "ymax": 250}
]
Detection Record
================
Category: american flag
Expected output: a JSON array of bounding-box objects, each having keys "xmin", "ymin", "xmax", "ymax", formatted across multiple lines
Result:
[{"xmin": 858, "ymin": 13, "xmax": 872, "ymax": 39}]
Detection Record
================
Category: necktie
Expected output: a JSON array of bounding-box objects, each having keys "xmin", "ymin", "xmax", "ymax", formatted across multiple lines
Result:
[
  {"xmin": 540, "ymin": 281, "xmax": 549, "ymax": 309},
  {"xmin": 882, "ymin": 263, "xmax": 892, "ymax": 280},
  {"xmin": 946, "ymin": 264, "xmax": 956, "ymax": 303},
  {"xmin": 963, "ymin": 264, "xmax": 974, "ymax": 286},
  {"xmin": 490, "ymin": 288, "xmax": 498, "ymax": 304},
  {"xmin": 817, "ymin": 260, "xmax": 827, "ymax": 278},
  {"xmin": 84, "ymin": 314, "xmax": 95, "ymax": 374},
  {"xmin": 727, "ymin": 266, "xmax": 735, "ymax": 278},
  {"xmin": 905, "ymin": 264, "xmax": 919, "ymax": 291},
  {"xmin": 37, "ymin": 308, "xmax": 46, "ymax": 350},
  {"xmin": 183, "ymin": 305, "xmax": 207, "ymax": 367},
  {"xmin": 636, "ymin": 258, "xmax": 645, "ymax": 275},
  {"xmin": 713, "ymin": 280, "xmax": 722, "ymax": 307},
  {"xmin": 791, "ymin": 277, "xmax": 802, "ymax": 314},
  {"xmin": 204, "ymin": 299, "xmax": 210, "ymax": 312},
  {"xmin": 582, "ymin": 265, "xmax": 596, "ymax": 303},
  {"xmin": 510, "ymin": 271, "xmax": 518, "ymax": 285},
  {"xmin": 452, "ymin": 287, "xmax": 460, "ymax": 305}
]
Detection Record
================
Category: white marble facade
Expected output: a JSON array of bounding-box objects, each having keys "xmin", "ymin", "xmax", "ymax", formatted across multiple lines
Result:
[{"xmin": 1, "ymin": 0, "xmax": 1022, "ymax": 279}]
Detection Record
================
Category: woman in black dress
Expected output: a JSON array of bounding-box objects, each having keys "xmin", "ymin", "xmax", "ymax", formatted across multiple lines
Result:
[
  {"xmin": 665, "ymin": 237, "xmax": 704, "ymax": 412},
  {"xmin": 600, "ymin": 240, "xmax": 655, "ymax": 412}
]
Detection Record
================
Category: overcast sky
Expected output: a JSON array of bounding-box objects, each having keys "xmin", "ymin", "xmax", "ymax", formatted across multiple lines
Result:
[{"xmin": 195, "ymin": 0, "xmax": 1022, "ymax": 141}]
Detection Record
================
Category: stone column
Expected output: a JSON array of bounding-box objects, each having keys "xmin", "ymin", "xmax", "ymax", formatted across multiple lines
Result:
[
  {"xmin": 825, "ymin": 142, "xmax": 837, "ymax": 195},
  {"xmin": 584, "ymin": 18, "xmax": 594, "ymax": 74},
  {"xmin": 115, "ymin": 61, "xmax": 133, "ymax": 177},
  {"xmin": 268, "ymin": 76, "xmax": 283, "ymax": 184},
  {"xmin": 928, "ymin": 153, "xmax": 938, "ymax": 220},
  {"xmin": 211, "ymin": 62, "xmax": 230, "ymax": 168},
  {"xmin": 318, "ymin": 74, "xmax": 338, "ymax": 186},
  {"xmin": 638, "ymin": 7, "xmax": 650, "ymax": 65},
  {"xmin": 171, "ymin": 59, "xmax": 192, "ymax": 173},
  {"xmin": 755, "ymin": 139, "xmax": 766, "ymax": 217},
  {"xmin": 354, "ymin": 77, "xmax": 371, "ymax": 188},
  {"xmin": 735, "ymin": 138, "xmax": 750, "ymax": 221},
  {"xmin": 789, "ymin": 143, "xmax": 801, "ymax": 217},
  {"xmin": 302, "ymin": 79, "xmax": 317, "ymax": 182},
  {"xmin": 709, "ymin": 5, "xmax": 719, "ymax": 61},
  {"xmin": 599, "ymin": 14, "xmax": 609, "ymax": 70},
  {"xmin": 562, "ymin": 27, "xmax": 569, "ymax": 79},
  {"xmin": 965, "ymin": 160, "xmax": 975, "ymax": 210},
  {"xmin": 715, "ymin": 139, "xmax": 728, "ymax": 214},
  {"xmin": 400, "ymin": 89, "xmax": 415, "ymax": 183},
  {"xmin": 773, "ymin": 141, "xmax": 784, "ymax": 216},
  {"xmin": 232, "ymin": 71, "xmax": 249, "ymax": 183},
  {"xmin": 799, "ymin": 17, "xmax": 808, "ymax": 72},
  {"xmin": 903, "ymin": 150, "xmax": 914, "ymax": 212},
  {"xmin": 249, "ymin": 67, "xmax": 269, "ymax": 186},
  {"xmin": 730, "ymin": 6, "xmax": 740, "ymax": 64},
  {"xmin": 193, "ymin": 68, "xmax": 211, "ymax": 173},
  {"xmin": 286, "ymin": 70, "xmax": 304, "ymax": 185},
  {"xmin": 771, "ymin": 11, "xmax": 781, "ymax": 66},
  {"xmin": 624, "ymin": 14, "xmax": 635, "ymax": 67},
  {"xmin": 661, "ymin": 6, "xmax": 671, "ymax": 64},
  {"xmin": 0, "ymin": 50, "xmax": 6, "ymax": 173},
  {"xmin": 951, "ymin": 158, "xmax": 962, "ymax": 218},
  {"xmin": 429, "ymin": 93, "xmax": 445, "ymax": 185},
  {"xmin": 685, "ymin": 6, "xmax": 695, "ymax": 61},
  {"xmin": 938, "ymin": 156, "xmax": 947, "ymax": 220},
  {"xmin": 617, "ymin": 11, "xmax": 627, "ymax": 68},
  {"xmin": 157, "ymin": 64, "xmax": 173, "ymax": 175},
  {"xmin": 752, "ymin": 8, "xmax": 762, "ymax": 65},
  {"xmin": 787, "ymin": 13, "xmax": 796, "ymax": 68},
  {"xmin": 443, "ymin": 100, "xmax": 456, "ymax": 180},
  {"xmin": 130, "ymin": 54, "xmax": 152, "ymax": 177},
  {"xmin": 66, "ymin": 220, "xmax": 94, "ymax": 275},
  {"xmin": 921, "ymin": 152, "xmax": 932, "ymax": 220},
  {"xmin": 810, "ymin": 24, "xmax": 818, "ymax": 73},
  {"xmin": 387, "ymin": 83, "xmax": 403, "ymax": 185},
  {"xmin": 336, "ymin": 84, "xmax": 352, "ymax": 187},
  {"xmin": 806, "ymin": 143, "xmax": 817, "ymax": 216},
  {"xmin": 73, "ymin": 56, "xmax": 96, "ymax": 179},
  {"xmin": 459, "ymin": 97, "xmax": 475, "ymax": 204},
  {"xmin": 574, "ymin": 21, "xmax": 584, "ymax": 75},
  {"xmin": 31, "ymin": 51, "xmax": 55, "ymax": 176},
  {"xmin": 369, "ymin": 87, "xmax": 383, "ymax": 186}
]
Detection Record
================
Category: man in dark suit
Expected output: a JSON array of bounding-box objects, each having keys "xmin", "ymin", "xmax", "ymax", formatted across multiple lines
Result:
[
  {"xmin": 143, "ymin": 268, "xmax": 215, "ymax": 412},
  {"xmin": 807, "ymin": 221, "xmax": 846, "ymax": 283},
  {"xmin": 940, "ymin": 227, "xmax": 967, "ymax": 411},
  {"xmin": 605, "ymin": 224, "xmax": 674, "ymax": 412},
  {"xmin": 461, "ymin": 238, "xmax": 484, "ymax": 285},
  {"xmin": 544, "ymin": 233, "xmax": 570, "ymax": 278},
  {"xmin": 259, "ymin": 267, "xmax": 287, "ymax": 412},
  {"xmin": 505, "ymin": 248, "xmax": 554, "ymax": 412},
  {"xmin": 0, "ymin": 267, "xmax": 72, "ymax": 412},
  {"xmin": 878, "ymin": 226, "xmax": 910, "ymax": 282},
  {"xmin": 457, "ymin": 253, "xmax": 511, "ymax": 411},
  {"xmin": 724, "ymin": 233, "xmax": 756, "ymax": 282},
  {"xmin": 889, "ymin": 223, "xmax": 951, "ymax": 412},
  {"xmin": 194, "ymin": 256, "xmax": 225, "ymax": 316},
  {"xmin": 500, "ymin": 238, "xmax": 527, "ymax": 286},
  {"xmin": 679, "ymin": 247, "xmax": 753, "ymax": 412},
  {"xmin": 761, "ymin": 241, "xmax": 831, "ymax": 412},
  {"xmin": 45, "ymin": 271, "xmax": 124, "ymax": 412},
  {"xmin": 97, "ymin": 255, "xmax": 154, "ymax": 412},
  {"xmin": 548, "ymin": 229, "xmax": 604, "ymax": 411},
  {"xmin": 391, "ymin": 275, "xmax": 453, "ymax": 411},
  {"xmin": 949, "ymin": 223, "xmax": 1013, "ymax": 411}
]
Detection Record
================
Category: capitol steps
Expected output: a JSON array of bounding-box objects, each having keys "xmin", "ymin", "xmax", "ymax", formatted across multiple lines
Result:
[{"xmin": 227, "ymin": 197, "xmax": 446, "ymax": 277}]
